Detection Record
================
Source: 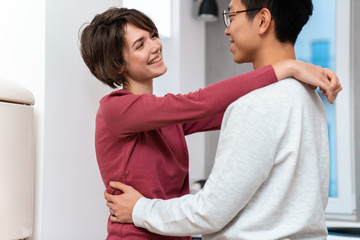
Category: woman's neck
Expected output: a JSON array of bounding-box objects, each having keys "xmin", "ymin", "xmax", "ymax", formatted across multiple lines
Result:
[{"xmin": 124, "ymin": 79, "xmax": 153, "ymax": 95}]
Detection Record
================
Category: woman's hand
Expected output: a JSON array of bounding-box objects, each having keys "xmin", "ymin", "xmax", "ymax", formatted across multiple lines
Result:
[
  {"xmin": 104, "ymin": 181, "xmax": 143, "ymax": 223},
  {"xmin": 273, "ymin": 59, "xmax": 342, "ymax": 104}
]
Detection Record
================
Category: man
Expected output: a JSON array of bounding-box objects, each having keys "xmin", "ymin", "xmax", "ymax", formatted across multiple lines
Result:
[{"xmin": 105, "ymin": 0, "xmax": 331, "ymax": 239}]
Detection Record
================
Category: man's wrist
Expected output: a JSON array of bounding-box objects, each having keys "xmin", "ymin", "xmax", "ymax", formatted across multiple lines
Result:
[{"xmin": 132, "ymin": 196, "xmax": 147, "ymax": 227}]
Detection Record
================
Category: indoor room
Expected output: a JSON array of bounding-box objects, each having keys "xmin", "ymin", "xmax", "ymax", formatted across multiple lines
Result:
[{"xmin": 0, "ymin": 0, "xmax": 359, "ymax": 239}]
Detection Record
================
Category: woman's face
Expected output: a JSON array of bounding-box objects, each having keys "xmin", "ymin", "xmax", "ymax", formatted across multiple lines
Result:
[{"xmin": 122, "ymin": 23, "xmax": 167, "ymax": 85}]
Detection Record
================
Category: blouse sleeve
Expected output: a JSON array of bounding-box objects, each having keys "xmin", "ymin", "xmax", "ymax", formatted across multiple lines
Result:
[
  {"xmin": 182, "ymin": 113, "xmax": 224, "ymax": 136},
  {"xmin": 100, "ymin": 65, "xmax": 277, "ymax": 138}
]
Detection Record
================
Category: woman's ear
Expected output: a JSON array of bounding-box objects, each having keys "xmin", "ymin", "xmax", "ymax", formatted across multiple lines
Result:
[
  {"xmin": 118, "ymin": 65, "xmax": 127, "ymax": 76},
  {"xmin": 257, "ymin": 8, "xmax": 272, "ymax": 35}
]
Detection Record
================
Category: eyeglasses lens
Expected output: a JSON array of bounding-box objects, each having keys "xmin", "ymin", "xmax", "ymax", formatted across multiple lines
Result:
[{"xmin": 223, "ymin": 11, "xmax": 230, "ymax": 27}]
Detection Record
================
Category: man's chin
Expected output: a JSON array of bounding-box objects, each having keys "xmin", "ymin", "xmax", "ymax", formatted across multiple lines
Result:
[
  {"xmin": 233, "ymin": 57, "xmax": 246, "ymax": 64},
  {"xmin": 232, "ymin": 53, "xmax": 252, "ymax": 64}
]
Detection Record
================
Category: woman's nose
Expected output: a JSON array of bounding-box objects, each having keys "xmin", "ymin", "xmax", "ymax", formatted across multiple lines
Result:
[{"xmin": 150, "ymin": 39, "xmax": 162, "ymax": 53}]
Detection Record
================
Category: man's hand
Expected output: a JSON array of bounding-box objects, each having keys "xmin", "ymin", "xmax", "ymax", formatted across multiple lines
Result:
[
  {"xmin": 104, "ymin": 181, "xmax": 143, "ymax": 223},
  {"xmin": 273, "ymin": 60, "xmax": 342, "ymax": 104}
]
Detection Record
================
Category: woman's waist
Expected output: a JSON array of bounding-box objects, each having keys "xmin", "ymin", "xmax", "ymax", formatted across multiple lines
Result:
[
  {"xmin": 121, "ymin": 176, "xmax": 190, "ymax": 199},
  {"xmin": 107, "ymin": 222, "xmax": 191, "ymax": 240}
]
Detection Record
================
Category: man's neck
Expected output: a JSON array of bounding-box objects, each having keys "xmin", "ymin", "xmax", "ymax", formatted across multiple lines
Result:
[{"xmin": 252, "ymin": 41, "xmax": 296, "ymax": 70}]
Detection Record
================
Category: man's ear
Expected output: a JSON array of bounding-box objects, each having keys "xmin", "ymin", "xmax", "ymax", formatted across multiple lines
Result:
[{"xmin": 257, "ymin": 8, "xmax": 272, "ymax": 35}]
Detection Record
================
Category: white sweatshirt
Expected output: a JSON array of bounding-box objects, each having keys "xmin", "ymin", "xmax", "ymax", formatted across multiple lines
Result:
[{"xmin": 133, "ymin": 79, "xmax": 330, "ymax": 240}]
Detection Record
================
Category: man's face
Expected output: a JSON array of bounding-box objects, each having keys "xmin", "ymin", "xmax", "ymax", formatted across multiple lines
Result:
[{"xmin": 224, "ymin": 0, "xmax": 260, "ymax": 64}]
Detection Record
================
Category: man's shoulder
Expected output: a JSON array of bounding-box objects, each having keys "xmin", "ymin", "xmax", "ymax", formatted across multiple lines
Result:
[
  {"xmin": 253, "ymin": 77, "xmax": 308, "ymax": 97},
  {"xmin": 227, "ymin": 78, "xmax": 324, "ymax": 121},
  {"xmin": 232, "ymin": 78, "xmax": 309, "ymax": 105}
]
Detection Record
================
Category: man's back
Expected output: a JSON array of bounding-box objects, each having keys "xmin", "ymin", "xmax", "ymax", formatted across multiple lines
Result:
[{"xmin": 204, "ymin": 79, "xmax": 329, "ymax": 240}]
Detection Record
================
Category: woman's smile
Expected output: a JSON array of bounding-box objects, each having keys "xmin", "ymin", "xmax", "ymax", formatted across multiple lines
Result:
[{"xmin": 148, "ymin": 54, "xmax": 162, "ymax": 65}]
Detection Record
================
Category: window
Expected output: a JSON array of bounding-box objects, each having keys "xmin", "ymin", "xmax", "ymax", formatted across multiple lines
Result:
[
  {"xmin": 295, "ymin": 0, "xmax": 355, "ymax": 219},
  {"xmin": 122, "ymin": 0, "xmax": 171, "ymax": 38}
]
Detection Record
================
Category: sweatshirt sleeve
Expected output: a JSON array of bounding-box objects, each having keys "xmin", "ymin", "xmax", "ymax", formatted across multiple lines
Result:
[
  {"xmin": 182, "ymin": 113, "xmax": 224, "ymax": 135},
  {"xmin": 100, "ymin": 65, "xmax": 277, "ymax": 138},
  {"xmin": 132, "ymin": 99, "xmax": 277, "ymax": 236}
]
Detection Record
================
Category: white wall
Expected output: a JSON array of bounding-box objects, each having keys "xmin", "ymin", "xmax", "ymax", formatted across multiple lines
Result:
[{"xmin": 39, "ymin": 0, "xmax": 122, "ymax": 239}]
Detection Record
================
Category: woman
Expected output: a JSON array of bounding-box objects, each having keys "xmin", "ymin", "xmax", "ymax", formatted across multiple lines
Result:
[{"xmin": 80, "ymin": 7, "xmax": 340, "ymax": 240}]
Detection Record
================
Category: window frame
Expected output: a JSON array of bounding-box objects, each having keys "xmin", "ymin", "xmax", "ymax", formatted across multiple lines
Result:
[{"xmin": 325, "ymin": 0, "xmax": 356, "ymax": 220}]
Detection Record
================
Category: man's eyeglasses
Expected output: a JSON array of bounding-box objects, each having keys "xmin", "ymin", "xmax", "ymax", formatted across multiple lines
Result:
[{"xmin": 222, "ymin": 9, "xmax": 261, "ymax": 28}]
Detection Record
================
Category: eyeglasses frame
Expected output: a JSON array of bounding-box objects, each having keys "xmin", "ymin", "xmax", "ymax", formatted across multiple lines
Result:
[{"xmin": 222, "ymin": 8, "xmax": 262, "ymax": 27}]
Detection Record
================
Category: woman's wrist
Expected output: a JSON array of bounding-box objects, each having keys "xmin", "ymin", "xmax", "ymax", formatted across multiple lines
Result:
[{"xmin": 272, "ymin": 59, "xmax": 298, "ymax": 81}]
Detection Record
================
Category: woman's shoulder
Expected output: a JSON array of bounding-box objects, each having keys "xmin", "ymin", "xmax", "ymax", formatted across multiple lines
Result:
[
  {"xmin": 101, "ymin": 89, "xmax": 132, "ymax": 100},
  {"xmin": 99, "ymin": 89, "xmax": 135, "ymax": 105}
]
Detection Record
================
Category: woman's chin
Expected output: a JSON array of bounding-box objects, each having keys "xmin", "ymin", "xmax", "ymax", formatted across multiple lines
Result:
[{"xmin": 155, "ymin": 66, "xmax": 168, "ymax": 78}]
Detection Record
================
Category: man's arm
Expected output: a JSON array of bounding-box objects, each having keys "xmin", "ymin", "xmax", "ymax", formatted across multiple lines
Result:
[{"xmin": 105, "ymin": 99, "xmax": 277, "ymax": 236}]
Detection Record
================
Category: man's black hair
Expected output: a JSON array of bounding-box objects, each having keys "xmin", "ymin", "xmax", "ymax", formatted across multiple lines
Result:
[{"xmin": 241, "ymin": 0, "xmax": 313, "ymax": 44}]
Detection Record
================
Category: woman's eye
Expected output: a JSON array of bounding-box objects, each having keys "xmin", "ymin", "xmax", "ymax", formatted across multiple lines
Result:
[
  {"xmin": 136, "ymin": 43, "xmax": 144, "ymax": 50},
  {"xmin": 151, "ymin": 32, "xmax": 158, "ymax": 39}
]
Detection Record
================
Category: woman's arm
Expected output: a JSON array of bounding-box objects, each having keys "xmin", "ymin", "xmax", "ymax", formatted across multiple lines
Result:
[
  {"xmin": 101, "ymin": 65, "xmax": 277, "ymax": 137},
  {"xmin": 182, "ymin": 113, "xmax": 224, "ymax": 136},
  {"xmin": 102, "ymin": 61, "xmax": 341, "ymax": 138}
]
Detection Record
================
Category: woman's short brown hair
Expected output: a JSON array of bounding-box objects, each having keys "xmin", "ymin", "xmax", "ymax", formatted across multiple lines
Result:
[{"xmin": 80, "ymin": 8, "xmax": 159, "ymax": 89}]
